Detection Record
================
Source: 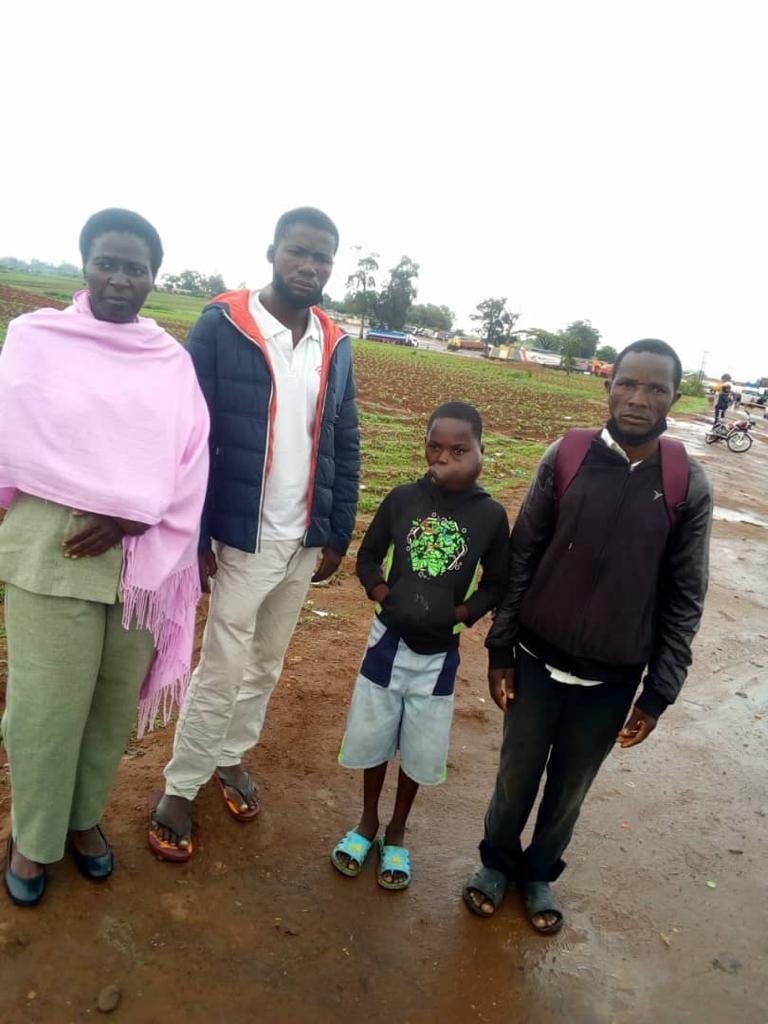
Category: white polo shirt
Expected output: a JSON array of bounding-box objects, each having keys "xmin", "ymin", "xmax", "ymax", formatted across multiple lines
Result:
[{"xmin": 249, "ymin": 291, "xmax": 323, "ymax": 541}]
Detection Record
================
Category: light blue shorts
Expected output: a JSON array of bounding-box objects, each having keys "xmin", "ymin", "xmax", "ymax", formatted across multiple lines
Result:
[{"xmin": 338, "ymin": 617, "xmax": 460, "ymax": 786}]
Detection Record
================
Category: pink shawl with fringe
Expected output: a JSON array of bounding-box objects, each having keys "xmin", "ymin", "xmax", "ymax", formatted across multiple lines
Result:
[{"xmin": 0, "ymin": 291, "xmax": 210, "ymax": 735}]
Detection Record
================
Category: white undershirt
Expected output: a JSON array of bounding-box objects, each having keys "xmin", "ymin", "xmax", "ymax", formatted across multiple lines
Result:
[
  {"xmin": 248, "ymin": 291, "xmax": 322, "ymax": 541},
  {"xmin": 524, "ymin": 428, "xmax": 646, "ymax": 686}
]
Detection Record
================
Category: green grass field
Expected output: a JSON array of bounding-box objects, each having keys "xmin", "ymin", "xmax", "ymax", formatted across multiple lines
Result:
[
  {"xmin": 0, "ymin": 272, "xmax": 708, "ymax": 521},
  {"xmin": 0, "ymin": 268, "xmax": 207, "ymax": 328},
  {"xmin": 352, "ymin": 339, "xmax": 708, "ymax": 419}
]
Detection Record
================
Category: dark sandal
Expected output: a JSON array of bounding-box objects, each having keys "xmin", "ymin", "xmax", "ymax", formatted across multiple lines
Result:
[
  {"xmin": 462, "ymin": 865, "xmax": 509, "ymax": 917},
  {"xmin": 214, "ymin": 770, "xmax": 261, "ymax": 822},
  {"xmin": 148, "ymin": 793, "xmax": 193, "ymax": 863},
  {"xmin": 70, "ymin": 825, "xmax": 114, "ymax": 880},
  {"xmin": 4, "ymin": 837, "xmax": 46, "ymax": 907},
  {"xmin": 522, "ymin": 881, "xmax": 563, "ymax": 935}
]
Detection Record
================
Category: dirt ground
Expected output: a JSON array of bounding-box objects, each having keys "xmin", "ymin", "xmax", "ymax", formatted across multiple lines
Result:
[{"xmin": 1, "ymin": 411, "xmax": 766, "ymax": 1024}]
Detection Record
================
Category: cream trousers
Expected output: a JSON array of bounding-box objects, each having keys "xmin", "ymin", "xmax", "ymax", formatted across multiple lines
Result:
[{"xmin": 164, "ymin": 539, "xmax": 318, "ymax": 800}]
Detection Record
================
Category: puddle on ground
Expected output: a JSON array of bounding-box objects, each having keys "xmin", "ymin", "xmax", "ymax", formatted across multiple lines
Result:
[{"xmin": 712, "ymin": 505, "xmax": 768, "ymax": 528}]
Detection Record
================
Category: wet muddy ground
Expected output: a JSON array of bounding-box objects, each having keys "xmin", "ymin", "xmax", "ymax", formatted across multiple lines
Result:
[{"xmin": 0, "ymin": 411, "xmax": 766, "ymax": 1023}]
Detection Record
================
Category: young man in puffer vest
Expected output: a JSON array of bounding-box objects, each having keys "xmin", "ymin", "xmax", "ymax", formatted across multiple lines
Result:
[
  {"xmin": 463, "ymin": 338, "xmax": 712, "ymax": 934},
  {"xmin": 149, "ymin": 208, "xmax": 360, "ymax": 860}
]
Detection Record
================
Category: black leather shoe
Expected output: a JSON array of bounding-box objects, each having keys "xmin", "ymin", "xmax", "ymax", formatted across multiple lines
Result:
[
  {"xmin": 71, "ymin": 825, "xmax": 114, "ymax": 881},
  {"xmin": 4, "ymin": 837, "xmax": 46, "ymax": 907}
]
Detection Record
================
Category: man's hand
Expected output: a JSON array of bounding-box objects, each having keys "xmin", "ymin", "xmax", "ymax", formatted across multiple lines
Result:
[
  {"xmin": 488, "ymin": 666, "xmax": 515, "ymax": 712},
  {"xmin": 199, "ymin": 549, "xmax": 218, "ymax": 593},
  {"xmin": 617, "ymin": 705, "xmax": 658, "ymax": 748},
  {"xmin": 312, "ymin": 548, "xmax": 343, "ymax": 583},
  {"xmin": 63, "ymin": 512, "xmax": 128, "ymax": 559},
  {"xmin": 370, "ymin": 582, "xmax": 391, "ymax": 605}
]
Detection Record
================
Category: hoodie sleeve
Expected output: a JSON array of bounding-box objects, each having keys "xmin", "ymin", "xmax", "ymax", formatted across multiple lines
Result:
[
  {"xmin": 463, "ymin": 505, "xmax": 510, "ymax": 626},
  {"xmin": 356, "ymin": 491, "xmax": 395, "ymax": 597}
]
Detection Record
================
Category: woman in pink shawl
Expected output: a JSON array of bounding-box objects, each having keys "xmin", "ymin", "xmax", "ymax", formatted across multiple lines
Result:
[{"xmin": 0, "ymin": 209, "xmax": 209, "ymax": 907}]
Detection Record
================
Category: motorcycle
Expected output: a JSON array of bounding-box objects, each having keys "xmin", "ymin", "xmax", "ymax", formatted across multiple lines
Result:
[{"xmin": 705, "ymin": 416, "xmax": 755, "ymax": 452}]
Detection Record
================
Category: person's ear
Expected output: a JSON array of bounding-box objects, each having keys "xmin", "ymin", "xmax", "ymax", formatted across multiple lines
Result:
[
  {"xmin": 480, "ymin": 442, "xmax": 485, "ymax": 455},
  {"xmin": 604, "ymin": 378, "xmax": 611, "ymax": 396},
  {"xmin": 266, "ymin": 244, "xmax": 275, "ymax": 265},
  {"xmin": 671, "ymin": 390, "xmax": 682, "ymax": 407}
]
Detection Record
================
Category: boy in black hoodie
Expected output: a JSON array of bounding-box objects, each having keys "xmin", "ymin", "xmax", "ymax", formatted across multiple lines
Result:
[{"xmin": 331, "ymin": 402, "xmax": 509, "ymax": 890}]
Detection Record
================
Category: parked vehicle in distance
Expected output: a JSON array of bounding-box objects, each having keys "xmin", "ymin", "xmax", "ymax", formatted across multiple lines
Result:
[
  {"xmin": 487, "ymin": 344, "xmax": 512, "ymax": 360},
  {"xmin": 591, "ymin": 358, "xmax": 614, "ymax": 378},
  {"xmin": 523, "ymin": 348, "xmax": 562, "ymax": 368},
  {"xmin": 447, "ymin": 336, "xmax": 486, "ymax": 353},
  {"xmin": 740, "ymin": 386, "xmax": 767, "ymax": 411},
  {"xmin": 365, "ymin": 329, "xmax": 418, "ymax": 347}
]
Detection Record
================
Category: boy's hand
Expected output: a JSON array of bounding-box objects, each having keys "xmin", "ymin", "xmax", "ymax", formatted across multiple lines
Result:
[
  {"xmin": 454, "ymin": 604, "xmax": 470, "ymax": 624},
  {"xmin": 488, "ymin": 667, "xmax": 515, "ymax": 711},
  {"xmin": 312, "ymin": 548, "xmax": 343, "ymax": 583},
  {"xmin": 617, "ymin": 706, "xmax": 657, "ymax": 748},
  {"xmin": 370, "ymin": 582, "xmax": 391, "ymax": 604}
]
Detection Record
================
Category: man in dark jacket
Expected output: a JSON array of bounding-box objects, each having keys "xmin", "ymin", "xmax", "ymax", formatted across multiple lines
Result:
[
  {"xmin": 150, "ymin": 208, "xmax": 360, "ymax": 860},
  {"xmin": 462, "ymin": 338, "xmax": 712, "ymax": 933},
  {"xmin": 714, "ymin": 383, "xmax": 731, "ymax": 423}
]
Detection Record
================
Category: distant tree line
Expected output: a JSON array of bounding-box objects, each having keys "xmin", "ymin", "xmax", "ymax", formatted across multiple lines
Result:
[
  {"xmin": 4, "ymin": 251, "xmax": 616, "ymax": 364},
  {"xmin": 324, "ymin": 251, "xmax": 433, "ymax": 336},
  {"xmin": 0, "ymin": 256, "xmax": 80, "ymax": 277},
  {"xmin": 0, "ymin": 256, "xmax": 228, "ymax": 301},
  {"xmin": 469, "ymin": 297, "xmax": 613, "ymax": 367},
  {"xmin": 329, "ymin": 252, "xmax": 614, "ymax": 364},
  {"xmin": 519, "ymin": 321, "xmax": 608, "ymax": 361},
  {"xmin": 160, "ymin": 270, "xmax": 227, "ymax": 298}
]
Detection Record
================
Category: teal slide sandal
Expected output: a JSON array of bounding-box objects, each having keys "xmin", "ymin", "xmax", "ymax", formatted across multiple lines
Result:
[
  {"xmin": 377, "ymin": 838, "xmax": 411, "ymax": 891},
  {"xmin": 331, "ymin": 830, "xmax": 375, "ymax": 877}
]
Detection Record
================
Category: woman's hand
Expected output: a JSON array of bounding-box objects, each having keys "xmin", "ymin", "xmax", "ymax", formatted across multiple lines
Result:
[
  {"xmin": 63, "ymin": 511, "xmax": 146, "ymax": 558},
  {"xmin": 111, "ymin": 517, "xmax": 150, "ymax": 537}
]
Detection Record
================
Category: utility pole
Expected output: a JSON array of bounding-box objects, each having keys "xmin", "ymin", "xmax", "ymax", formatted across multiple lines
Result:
[{"xmin": 698, "ymin": 350, "xmax": 709, "ymax": 385}]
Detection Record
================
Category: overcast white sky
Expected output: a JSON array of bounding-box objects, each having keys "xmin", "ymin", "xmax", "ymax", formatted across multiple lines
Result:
[{"xmin": 3, "ymin": 1, "xmax": 766, "ymax": 380}]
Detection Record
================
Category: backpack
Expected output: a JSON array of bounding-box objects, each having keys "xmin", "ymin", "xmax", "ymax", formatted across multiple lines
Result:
[{"xmin": 553, "ymin": 428, "xmax": 690, "ymax": 529}]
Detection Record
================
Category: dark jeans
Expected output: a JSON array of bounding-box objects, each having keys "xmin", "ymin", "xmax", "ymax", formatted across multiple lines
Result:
[{"xmin": 480, "ymin": 647, "xmax": 637, "ymax": 883}]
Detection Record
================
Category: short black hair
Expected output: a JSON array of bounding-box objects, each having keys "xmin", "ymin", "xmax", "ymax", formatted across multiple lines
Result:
[
  {"xmin": 612, "ymin": 338, "xmax": 683, "ymax": 391},
  {"xmin": 274, "ymin": 207, "xmax": 339, "ymax": 252},
  {"xmin": 79, "ymin": 208, "xmax": 164, "ymax": 276},
  {"xmin": 427, "ymin": 401, "xmax": 483, "ymax": 441}
]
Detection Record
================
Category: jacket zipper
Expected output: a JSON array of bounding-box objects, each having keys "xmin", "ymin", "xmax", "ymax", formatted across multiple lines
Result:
[{"xmin": 221, "ymin": 311, "xmax": 275, "ymax": 553}]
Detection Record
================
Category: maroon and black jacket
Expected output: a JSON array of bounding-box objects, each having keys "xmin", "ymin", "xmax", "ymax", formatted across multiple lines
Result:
[{"xmin": 486, "ymin": 433, "xmax": 713, "ymax": 718}]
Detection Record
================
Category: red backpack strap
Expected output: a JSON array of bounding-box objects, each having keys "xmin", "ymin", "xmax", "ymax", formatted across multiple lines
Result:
[
  {"xmin": 554, "ymin": 428, "xmax": 601, "ymax": 502},
  {"xmin": 658, "ymin": 436, "xmax": 690, "ymax": 529}
]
